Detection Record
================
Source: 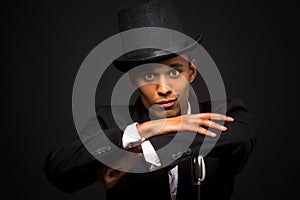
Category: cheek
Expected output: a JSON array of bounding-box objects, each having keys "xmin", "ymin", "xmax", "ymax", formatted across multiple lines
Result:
[
  {"xmin": 172, "ymin": 78, "xmax": 190, "ymax": 97},
  {"xmin": 138, "ymin": 85, "xmax": 156, "ymax": 100}
]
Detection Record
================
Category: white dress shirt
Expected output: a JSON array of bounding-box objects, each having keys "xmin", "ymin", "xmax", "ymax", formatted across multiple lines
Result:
[{"xmin": 122, "ymin": 102, "xmax": 191, "ymax": 200}]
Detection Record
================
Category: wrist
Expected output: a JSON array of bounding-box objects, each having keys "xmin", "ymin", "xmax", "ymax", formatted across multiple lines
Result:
[
  {"xmin": 165, "ymin": 116, "xmax": 181, "ymax": 133},
  {"xmin": 137, "ymin": 121, "xmax": 153, "ymax": 139},
  {"xmin": 137, "ymin": 117, "xmax": 180, "ymax": 138}
]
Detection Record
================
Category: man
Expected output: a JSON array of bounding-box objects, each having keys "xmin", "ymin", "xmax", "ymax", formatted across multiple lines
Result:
[{"xmin": 44, "ymin": 0, "xmax": 256, "ymax": 199}]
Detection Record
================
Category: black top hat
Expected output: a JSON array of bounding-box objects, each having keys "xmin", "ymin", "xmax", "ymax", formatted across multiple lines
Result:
[{"xmin": 113, "ymin": 0, "xmax": 202, "ymax": 72}]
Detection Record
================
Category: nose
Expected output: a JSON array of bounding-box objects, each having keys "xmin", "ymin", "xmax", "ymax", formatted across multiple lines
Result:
[{"xmin": 157, "ymin": 78, "xmax": 172, "ymax": 96}]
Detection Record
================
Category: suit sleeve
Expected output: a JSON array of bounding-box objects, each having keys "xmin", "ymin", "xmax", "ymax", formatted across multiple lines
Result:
[
  {"xmin": 44, "ymin": 106, "xmax": 125, "ymax": 193},
  {"xmin": 149, "ymin": 98, "xmax": 257, "ymax": 174}
]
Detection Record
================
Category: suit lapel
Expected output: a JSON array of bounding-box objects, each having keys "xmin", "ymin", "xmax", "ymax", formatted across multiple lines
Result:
[{"xmin": 176, "ymin": 160, "xmax": 199, "ymax": 200}]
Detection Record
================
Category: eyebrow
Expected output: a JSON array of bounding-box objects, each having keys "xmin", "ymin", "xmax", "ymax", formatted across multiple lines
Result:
[{"xmin": 169, "ymin": 63, "xmax": 183, "ymax": 68}]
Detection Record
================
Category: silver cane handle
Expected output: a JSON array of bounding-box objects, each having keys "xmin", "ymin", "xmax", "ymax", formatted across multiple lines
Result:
[{"xmin": 191, "ymin": 155, "xmax": 206, "ymax": 185}]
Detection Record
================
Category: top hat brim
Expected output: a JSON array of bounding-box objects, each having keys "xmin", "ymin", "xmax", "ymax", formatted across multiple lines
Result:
[{"xmin": 113, "ymin": 33, "xmax": 203, "ymax": 72}]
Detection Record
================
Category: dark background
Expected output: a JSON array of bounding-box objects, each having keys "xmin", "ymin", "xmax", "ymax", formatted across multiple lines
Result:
[{"xmin": 3, "ymin": 0, "xmax": 299, "ymax": 199}]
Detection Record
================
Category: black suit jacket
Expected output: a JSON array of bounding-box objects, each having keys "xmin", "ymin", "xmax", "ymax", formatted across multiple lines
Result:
[{"xmin": 44, "ymin": 97, "xmax": 256, "ymax": 200}]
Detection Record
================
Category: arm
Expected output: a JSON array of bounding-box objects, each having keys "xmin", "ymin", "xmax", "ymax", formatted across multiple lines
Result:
[
  {"xmin": 45, "ymin": 98, "xmax": 255, "ymax": 192},
  {"xmin": 44, "ymin": 139, "xmax": 102, "ymax": 193},
  {"xmin": 96, "ymin": 98, "xmax": 255, "ymax": 186},
  {"xmin": 44, "ymin": 106, "xmax": 125, "ymax": 193},
  {"xmin": 147, "ymin": 98, "xmax": 256, "ymax": 173}
]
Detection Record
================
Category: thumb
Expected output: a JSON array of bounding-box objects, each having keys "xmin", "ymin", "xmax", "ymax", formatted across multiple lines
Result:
[{"xmin": 97, "ymin": 167, "xmax": 125, "ymax": 189}]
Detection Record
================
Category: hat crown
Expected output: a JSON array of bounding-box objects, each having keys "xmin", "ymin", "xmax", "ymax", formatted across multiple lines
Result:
[
  {"xmin": 113, "ymin": 0, "xmax": 202, "ymax": 72},
  {"xmin": 117, "ymin": 0, "xmax": 185, "ymax": 33}
]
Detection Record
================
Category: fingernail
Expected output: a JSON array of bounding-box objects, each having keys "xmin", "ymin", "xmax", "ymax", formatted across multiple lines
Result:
[
  {"xmin": 210, "ymin": 132, "xmax": 217, "ymax": 137},
  {"xmin": 226, "ymin": 116, "xmax": 234, "ymax": 121},
  {"xmin": 221, "ymin": 126, "xmax": 227, "ymax": 131}
]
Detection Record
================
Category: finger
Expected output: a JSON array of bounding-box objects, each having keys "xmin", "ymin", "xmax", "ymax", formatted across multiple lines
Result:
[
  {"xmin": 200, "ymin": 120, "xmax": 227, "ymax": 131},
  {"xmin": 197, "ymin": 126, "xmax": 217, "ymax": 137},
  {"xmin": 199, "ymin": 113, "xmax": 234, "ymax": 121}
]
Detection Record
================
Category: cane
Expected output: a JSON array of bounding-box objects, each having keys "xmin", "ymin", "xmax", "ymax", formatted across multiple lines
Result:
[{"xmin": 191, "ymin": 155, "xmax": 206, "ymax": 200}]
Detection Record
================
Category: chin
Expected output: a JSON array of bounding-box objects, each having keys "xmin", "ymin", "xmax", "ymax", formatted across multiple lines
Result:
[
  {"xmin": 165, "ymin": 110, "xmax": 181, "ymax": 118},
  {"xmin": 166, "ymin": 112, "xmax": 180, "ymax": 118},
  {"xmin": 150, "ymin": 106, "xmax": 181, "ymax": 119}
]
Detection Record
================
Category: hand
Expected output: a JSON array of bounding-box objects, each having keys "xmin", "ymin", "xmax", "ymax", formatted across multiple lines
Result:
[
  {"xmin": 137, "ymin": 113, "xmax": 234, "ymax": 138},
  {"xmin": 96, "ymin": 152, "xmax": 143, "ymax": 189},
  {"xmin": 96, "ymin": 167, "xmax": 125, "ymax": 189}
]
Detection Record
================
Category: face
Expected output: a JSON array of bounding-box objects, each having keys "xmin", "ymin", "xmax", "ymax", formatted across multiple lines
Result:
[{"xmin": 131, "ymin": 54, "xmax": 197, "ymax": 118}]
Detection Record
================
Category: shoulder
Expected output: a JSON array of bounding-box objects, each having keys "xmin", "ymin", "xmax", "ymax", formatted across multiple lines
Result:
[
  {"xmin": 196, "ymin": 97, "xmax": 248, "ymax": 114},
  {"xmin": 95, "ymin": 104, "xmax": 135, "ymax": 128}
]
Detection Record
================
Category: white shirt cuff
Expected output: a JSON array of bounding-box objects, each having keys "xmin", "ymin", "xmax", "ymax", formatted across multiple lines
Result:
[
  {"xmin": 122, "ymin": 122, "xmax": 145, "ymax": 149},
  {"xmin": 122, "ymin": 122, "xmax": 161, "ymax": 168}
]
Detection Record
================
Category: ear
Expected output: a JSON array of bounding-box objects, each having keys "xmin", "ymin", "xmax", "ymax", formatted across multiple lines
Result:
[
  {"xmin": 188, "ymin": 59, "xmax": 197, "ymax": 83},
  {"xmin": 97, "ymin": 167, "xmax": 125, "ymax": 189}
]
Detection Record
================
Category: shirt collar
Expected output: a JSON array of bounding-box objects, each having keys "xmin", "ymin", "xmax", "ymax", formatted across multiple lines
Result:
[{"xmin": 187, "ymin": 101, "xmax": 191, "ymax": 115}]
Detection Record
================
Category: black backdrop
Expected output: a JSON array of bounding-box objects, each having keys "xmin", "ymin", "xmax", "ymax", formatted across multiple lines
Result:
[{"xmin": 3, "ymin": 0, "xmax": 300, "ymax": 199}]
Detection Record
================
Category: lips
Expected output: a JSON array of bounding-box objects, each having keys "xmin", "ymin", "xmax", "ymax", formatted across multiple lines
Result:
[{"xmin": 156, "ymin": 99, "xmax": 177, "ymax": 108}]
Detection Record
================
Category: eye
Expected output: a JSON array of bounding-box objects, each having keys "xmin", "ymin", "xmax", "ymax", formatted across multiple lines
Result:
[
  {"xmin": 169, "ymin": 70, "xmax": 180, "ymax": 77},
  {"xmin": 144, "ymin": 73, "xmax": 155, "ymax": 81}
]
